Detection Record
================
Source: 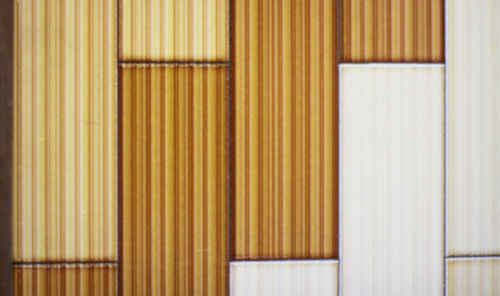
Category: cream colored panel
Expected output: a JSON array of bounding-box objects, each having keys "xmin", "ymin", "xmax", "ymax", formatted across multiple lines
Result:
[
  {"xmin": 340, "ymin": 65, "xmax": 444, "ymax": 295},
  {"xmin": 447, "ymin": 0, "xmax": 500, "ymax": 255},
  {"xmin": 230, "ymin": 260, "xmax": 338, "ymax": 296},
  {"xmin": 447, "ymin": 258, "xmax": 500, "ymax": 295}
]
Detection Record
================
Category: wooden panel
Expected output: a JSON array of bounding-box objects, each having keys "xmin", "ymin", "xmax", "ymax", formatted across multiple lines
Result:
[
  {"xmin": 120, "ymin": 0, "xmax": 228, "ymax": 61},
  {"xmin": 233, "ymin": 0, "xmax": 338, "ymax": 260},
  {"xmin": 14, "ymin": 264, "xmax": 117, "ymax": 296},
  {"xmin": 13, "ymin": 0, "xmax": 117, "ymax": 262},
  {"xmin": 447, "ymin": 258, "xmax": 500, "ymax": 295},
  {"xmin": 340, "ymin": 65, "xmax": 444, "ymax": 295},
  {"xmin": 230, "ymin": 261, "xmax": 338, "ymax": 296},
  {"xmin": 341, "ymin": 0, "xmax": 444, "ymax": 62},
  {"xmin": 121, "ymin": 66, "xmax": 228, "ymax": 296},
  {"xmin": 447, "ymin": 0, "xmax": 500, "ymax": 256}
]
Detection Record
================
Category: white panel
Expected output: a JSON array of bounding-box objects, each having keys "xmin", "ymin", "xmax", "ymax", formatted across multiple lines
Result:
[
  {"xmin": 340, "ymin": 65, "xmax": 444, "ymax": 296},
  {"xmin": 447, "ymin": 258, "xmax": 500, "ymax": 295},
  {"xmin": 447, "ymin": 0, "xmax": 500, "ymax": 255},
  {"xmin": 230, "ymin": 260, "xmax": 338, "ymax": 296}
]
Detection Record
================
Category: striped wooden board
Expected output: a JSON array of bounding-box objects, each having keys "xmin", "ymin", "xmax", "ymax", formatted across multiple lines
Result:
[
  {"xmin": 232, "ymin": 0, "xmax": 338, "ymax": 260},
  {"xmin": 120, "ymin": 65, "xmax": 228, "ymax": 296}
]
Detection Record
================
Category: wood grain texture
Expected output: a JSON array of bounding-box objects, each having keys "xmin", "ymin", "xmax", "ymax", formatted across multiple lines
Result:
[
  {"xmin": 447, "ymin": 0, "xmax": 500, "ymax": 256},
  {"xmin": 230, "ymin": 260, "xmax": 338, "ymax": 296},
  {"xmin": 14, "ymin": 264, "xmax": 117, "ymax": 296},
  {"xmin": 120, "ymin": 0, "xmax": 228, "ymax": 61},
  {"xmin": 121, "ymin": 66, "xmax": 228, "ymax": 296},
  {"xmin": 447, "ymin": 258, "xmax": 500, "ymax": 296},
  {"xmin": 340, "ymin": 65, "xmax": 444, "ymax": 295},
  {"xmin": 341, "ymin": 0, "xmax": 444, "ymax": 62},
  {"xmin": 13, "ymin": 0, "xmax": 117, "ymax": 262},
  {"xmin": 233, "ymin": 0, "xmax": 338, "ymax": 260}
]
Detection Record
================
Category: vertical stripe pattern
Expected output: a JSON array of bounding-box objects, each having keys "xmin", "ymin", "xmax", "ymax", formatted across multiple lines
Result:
[
  {"xmin": 121, "ymin": 66, "xmax": 228, "ymax": 296},
  {"xmin": 12, "ymin": 0, "xmax": 117, "ymax": 262},
  {"xmin": 233, "ymin": 0, "xmax": 338, "ymax": 260},
  {"xmin": 120, "ymin": 0, "xmax": 228, "ymax": 61},
  {"xmin": 341, "ymin": 0, "xmax": 444, "ymax": 62},
  {"xmin": 447, "ymin": 0, "xmax": 500, "ymax": 256},
  {"xmin": 230, "ymin": 261, "xmax": 338, "ymax": 296},
  {"xmin": 14, "ymin": 264, "xmax": 117, "ymax": 296},
  {"xmin": 447, "ymin": 259, "xmax": 500, "ymax": 295},
  {"xmin": 340, "ymin": 65, "xmax": 444, "ymax": 295}
]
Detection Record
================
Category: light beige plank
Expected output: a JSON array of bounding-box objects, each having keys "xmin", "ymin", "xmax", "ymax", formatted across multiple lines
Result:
[
  {"xmin": 448, "ymin": 258, "xmax": 500, "ymax": 295},
  {"xmin": 340, "ymin": 65, "xmax": 444, "ymax": 295},
  {"xmin": 447, "ymin": 0, "xmax": 500, "ymax": 256},
  {"xmin": 13, "ymin": 0, "xmax": 117, "ymax": 262},
  {"xmin": 230, "ymin": 260, "xmax": 338, "ymax": 296}
]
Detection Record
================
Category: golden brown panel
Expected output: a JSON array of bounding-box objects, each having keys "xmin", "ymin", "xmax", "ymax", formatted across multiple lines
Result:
[
  {"xmin": 13, "ymin": 0, "xmax": 117, "ymax": 261},
  {"xmin": 120, "ymin": 0, "xmax": 228, "ymax": 61},
  {"xmin": 13, "ymin": 264, "xmax": 117, "ymax": 296},
  {"xmin": 233, "ymin": 0, "xmax": 338, "ymax": 259},
  {"xmin": 121, "ymin": 66, "xmax": 228, "ymax": 296},
  {"xmin": 341, "ymin": 0, "xmax": 444, "ymax": 62}
]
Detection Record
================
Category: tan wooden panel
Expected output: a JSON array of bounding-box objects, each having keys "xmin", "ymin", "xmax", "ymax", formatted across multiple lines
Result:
[
  {"xmin": 448, "ymin": 258, "xmax": 500, "ymax": 295},
  {"xmin": 233, "ymin": 0, "xmax": 338, "ymax": 260},
  {"xmin": 230, "ymin": 260, "xmax": 338, "ymax": 296},
  {"xmin": 13, "ymin": 264, "xmax": 117, "ymax": 296},
  {"xmin": 341, "ymin": 0, "xmax": 444, "ymax": 62},
  {"xmin": 13, "ymin": 0, "xmax": 117, "ymax": 262},
  {"xmin": 120, "ymin": 0, "xmax": 228, "ymax": 61},
  {"xmin": 340, "ymin": 65, "xmax": 444, "ymax": 295},
  {"xmin": 121, "ymin": 66, "xmax": 228, "ymax": 296},
  {"xmin": 447, "ymin": 0, "xmax": 500, "ymax": 256}
]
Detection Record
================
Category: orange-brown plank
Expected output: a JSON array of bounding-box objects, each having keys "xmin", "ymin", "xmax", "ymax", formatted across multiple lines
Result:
[
  {"xmin": 341, "ymin": 0, "xmax": 444, "ymax": 62},
  {"xmin": 233, "ymin": 0, "xmax": 338, "ymax": 259},
  {"xmin": 121, "ymin": 66, "xmax": 228, "ymax": 296}
]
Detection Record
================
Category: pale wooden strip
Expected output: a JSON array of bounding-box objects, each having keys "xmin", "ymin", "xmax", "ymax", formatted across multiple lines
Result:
[
  {"xmin": 13, "ymin": 0, "xmax": 117, "ymax": 262},
  {"xmin": 447, "ymin": 0, "xmax": 500, "ymax": 256},
  {"xmin": 121, "ymin": 65, "xmax": 228, "ymax": 296},
  {"xmin": 13, "ymin": 264, "xmax": 117, "ymax": 296},
  {"xmin": 448, "ymin": 258, "xmax": 500, "ymax": 295},
  {"xmin": 340, "ymin": 65, "xmax": 444, "ymax": 295},
  {"xmin": 230, "ymin": 260, "xmax": 338, "ymax": 296},
  {"xmin": 120, "ymin": 0, "xmax": 228, "ymax": 61},
  {"xmin": 233, "ymin": 0, "xmax": 338, "ymax": 260}
]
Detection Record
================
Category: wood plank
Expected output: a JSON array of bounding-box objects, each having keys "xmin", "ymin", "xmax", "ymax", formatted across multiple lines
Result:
[
  {"xmin": 13, "ymin": 264, "xmax": 117, "ymax": 296},
  {"xmin": 230, "ymin": 260, "xmax": 338, "ymax": 296},
  {"xmin": 233, "ymin": 0, "xmax": 338, "ymax": 260},
  {"xmin": 340, "ymin": 65, "xmax": 444, "ymax": 295},
  {"xmin": 12, "ymin": 0, "xmax": 117, "ymax": 262},
  {"xmin": 121, "ymin": 65, "xmax": 228, "ymax": 296},
  {"xmin": 120, "ymin": 0, "xmax": 228, "ymax": 61},
  {"xmin": 447, "ymin": 0, "xmax": 500, "ymax": 256},
  {"xmin": 447, "ymin": 258, "xmax": 500, "ymax": 295},
  {"xmin": 341, "ymin": 0, "xmax": 444, "ymax": 62}
]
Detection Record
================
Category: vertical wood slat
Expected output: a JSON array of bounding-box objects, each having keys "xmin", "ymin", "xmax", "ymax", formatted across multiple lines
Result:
[
  {"xmin": 120, "ymin": 0, "xmax": 228, "ymax": 61},
  {"xmin": 13, "ymin": 0, "xmax": 117, "ymax": 262},
  {"xmin": 230, "ymin": 261, "xmax": 338, "ymax": 296},
  {"xmin": 14, "ymin": 264, "xmax": 117, "ymax": 296},
  {"xmin": 121, "ymin": 66, "xmax": 228, "ymax": 296},
  {"xmin": 447, "ymin": 0, "xmax": 500, "ymax": 256},
  {"xmin": 341, "ymin": 0, "xmax": 444, "ymax": 62},
  {"xmin": 340, "ymin": 65, "xmax": 444, "ymax": 295},
  {"xmin": 447, "ymin": 258, "xmax": 500, "ymax": 295},
  {"xmin": 233, "ymin": 0, "xmax": 338, "ymax": 260}
]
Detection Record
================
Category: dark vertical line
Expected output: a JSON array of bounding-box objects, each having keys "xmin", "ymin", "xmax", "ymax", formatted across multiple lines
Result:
[
  {"xmin": 145, "ymin": 68, "xmax": 152, "ymax": 296},
  {"xmin": 60, "ymin": 0, "xmax": 66, "ymax": 262},
  {"xmin": 202, "ymin": 69, "xmax": 208, "ymax": 294},
  {"xmin": 244, "ymin": 0, "xmax": 250, "ymax": 258},
  {"xmin": 400, "ymin": 0, "xmax": 405, "ymax": 60},
  {"xmin": 130, "ymin": 69, "xmax": 136, "ymax": 296},
  {"xmin": 277, "ymin": 0, "xmax": 283, "ymax": 257},
  {"xmin": 88, "ymin": 0, "xmax": 93, "ymax": 261},
  {"xmin": 117, "ymin": 0, "xmax": 122, "ymax": 294},
  {"xmin": 359, "ymin": 0, "xmax": 365, "ymax": 60},
  {"xmin": 318, "ymin": 0, "xmax": 325, "ymax": 256},
  {"xmin": 304, "ymin": 0, "xmax": 311, "ymax": 257},
  {"xmin": 386, "ymin": 0, "xmax": 392, "ymax": 60},
  {"xmin": 45, "ymin": 0, "xmax": 50, "ymax": 262},
  {"xmin": 228, "ymin": 2, "xmax": 234, "ymax": 295},
  {"xmin": 189, "ymin": 69, "xmax": 195, "ymax": 296},
  {"xmin": 173, "ymin": 68, "xmax": 178, "ymax": 295},
  {"xmin": 159, "ymin": 69, "xmax": 166, "ymax": 296},
  {"xmin": 290, "ymin": 0, "xmax": 296, "ymax": 256},
  {"xmin": 257, "ymin": 0, "xmax": 263, "ymax": 258}
]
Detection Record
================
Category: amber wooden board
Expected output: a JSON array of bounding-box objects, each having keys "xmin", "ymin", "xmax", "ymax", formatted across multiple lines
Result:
[
  {"xmin": 447, "ymin": 0, "xmax": 500, "ymax": 256},
  {"xmin": 233, "ymin": 0, "xmax": 338, "ymax": 260},
  {"xmin": 13, "ymin": 264, "xmax": 117, "ymax": 296},
  {"xmin": 341, "ymin": 0, "xmax": 444, "ymax": 62},
  {"xmin": 13, "ymin": 0, "xmax": 117, "ymax": 262},
  {"xmin": 121, "ymin": 66, "xmax": 228, "ymax": 296},
  {"xmin": 120, "ymin": 0, "xmax": 228, "ymax": 61},
  {"xmin": 447, "ymin": 258, "xmax": 500, "ymax": 295}
]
